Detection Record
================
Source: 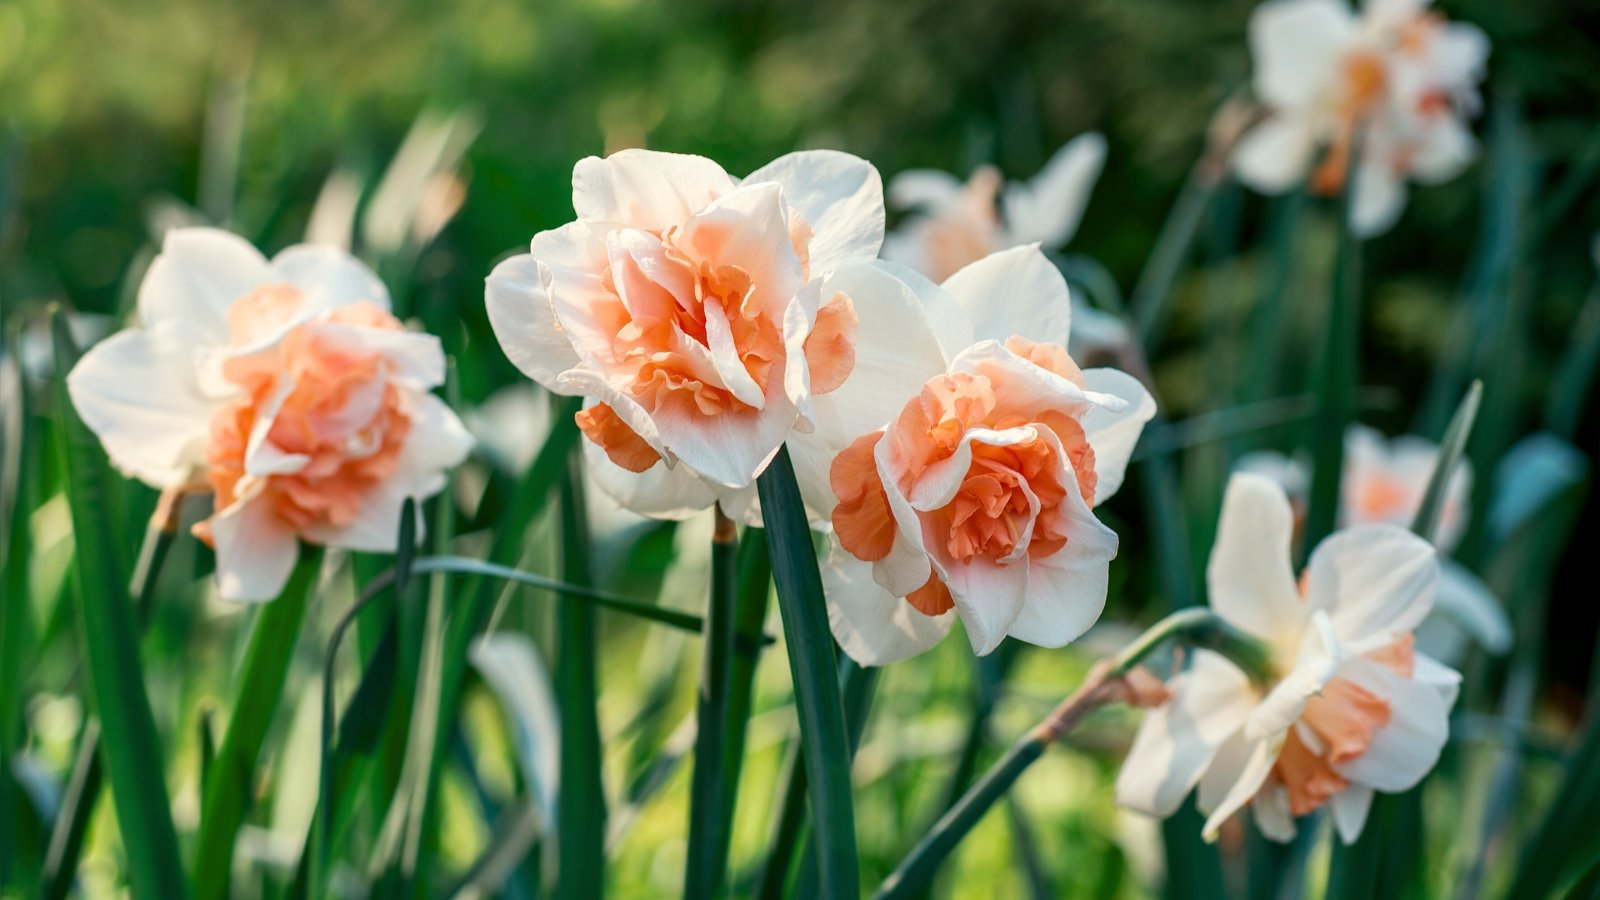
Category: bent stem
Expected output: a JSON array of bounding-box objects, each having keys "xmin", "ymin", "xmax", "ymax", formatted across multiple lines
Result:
[{"xmin": 873, "ymin": 609, "xmax": 1266, "ymax": 899}]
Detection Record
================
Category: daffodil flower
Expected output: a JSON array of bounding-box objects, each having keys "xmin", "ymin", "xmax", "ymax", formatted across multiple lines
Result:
[
  {"xmin": 790, "ymin": 245, "xmax": 1156, "ymax": 664},
  {"xmin": 1116, "ymin": 473, "xmax": 1459, "ymax": 843},
  {"xmin": 67, "ymin": 228, "xmax": 472, "ymax": 601},
  {"xmin": 1234, "ymin": 0, "xmax": 1489, "ymax": 235}
]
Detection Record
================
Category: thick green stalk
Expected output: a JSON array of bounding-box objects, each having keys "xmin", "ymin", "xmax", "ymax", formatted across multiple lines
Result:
[
  {"xmin": 49, "ymin": 310, "xmax": 188, "ymax": 900},
  {"xmin": 684, "ymin": 506, "xmax": 742, "ymax": 898},
  {"xmin": 555, "ymin": 448, "xmax": 606, "ymax": 900},
  {"xmin": 718, "ymin": 529, "xmax": 773, "ymax": 841},
  {"xmin": 756, "ymin": 447, "xmax": 859, "ymax": 897},
  {"xmin": 194, "ymin": 547, "xmax": 323, "ymax": 900}
]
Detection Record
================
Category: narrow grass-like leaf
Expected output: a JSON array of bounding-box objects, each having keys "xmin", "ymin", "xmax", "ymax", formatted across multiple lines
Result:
[
  {"xmin": 1301, "ymin": 158, "xmax": 1362, "ymax": 561},
  {"xmin": 1132, "ymin": 169, "xmax": 1217, "ymax": 348},
  {"xmin": 1412, "ymin": 381, "xmax": 1482, "ymax": 541},
  {"xmin": 49, "ymin": 309, "xmax": 188, "ymax": 900},
  {"xmin": 792, "ymin": 660, "xmax": 879, "ymax": 897},
  {"xmin": 756, "ymin": 446, "xmax": 859, "ymax": 897},
  {"xmin": 685, "ymin": 507, "xmax": 742, "ymax": 898},
  {"xmin": 555, "ymin": 448, "xmax": 606, "ymax": 900},
  {"xmin": 194, "ymin": 545, "xmax": 322, "ymax": 900},
  {"xmin": 0, "ymin": 342, "xmax": 36, "ymax": 891},
  {"xmin": 1544, "ymin": 281, "xmax": 1600, "ymax": 440},
  {"xmin": 1240, "ymin": 190, "xmax": 1307, "ymax": 405},
  {"xmin": 719, "ymin": 528, "xmax": 773, "ymax": 844},
  {"xmin": 40, "ymin": 723, "xmax": 102, "ymax": 900}
]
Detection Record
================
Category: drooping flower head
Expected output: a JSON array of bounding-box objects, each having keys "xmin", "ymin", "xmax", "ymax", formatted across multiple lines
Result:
[
  {"xmin": 1116, "ymin": 474, "xmax": 1459, "ymax": 843},
  {"xmin": 882, "ymin": 134, "xmax": 1128, "ymax": 357},
  {"xmin": 1234, "ymin": 0, "xmax": 1489, "ymax": 235},
  {"xmin": 792, "ymin": 246, "xmax": 1156, "ymax": 664},
  {"xmin": 68, "ymin": 228, "xmax": 471, "ymax": 601},
  {"xmin": 1234, "ymin": 424, "xmax": 1507, "ymax": 661},
  {"xmin": 486, "ymin": 149, "xmax": 887, "ymax": 516}
]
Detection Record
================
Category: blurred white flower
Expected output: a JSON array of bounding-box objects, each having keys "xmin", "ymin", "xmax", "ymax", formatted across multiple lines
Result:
[
  {"xmin": 882, "ymin": 134, "xmax": 1129, "ymax": 358},
  {"xmin": 1235, "ymin": 0, "xmax": 1489, "ymax": 236},
  {"xmin": 1233, "ymin": 423, "xmax": 1509, "ymax": 662},
  {"xmin": 1117, "ymin": 473, "xmax": 1459, "ymax": 843},
  {"xmin": 67, "ymin": 228, "xmax": 472, "ymax": 601},
  {"xmin": 470, "ymin": 633, "xmax": 561, "ymax": 834}
]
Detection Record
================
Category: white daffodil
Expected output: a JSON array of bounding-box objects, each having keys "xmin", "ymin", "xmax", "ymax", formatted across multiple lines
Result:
[
  {"xmin": 787, "ymin": 245, "xmax": 1155, "ymax": 664},
  {"xmin": 1234, "ymin": 0, "xmax": 1489, "ymax": 236},
  {"xmin": 881, "ymin": 134, "xmax": 1129, "ymax": 358},
  {"xmin": 1234, "ymin": 423, "xmax": 1510, "ymax": 661},
  {"xmin": 67, "ymin": 228, "xmax": 472, "ymax": 601},
  {"xmin": 1117, "ymin": 473, "xmax": 1459, "ymax": 843}
]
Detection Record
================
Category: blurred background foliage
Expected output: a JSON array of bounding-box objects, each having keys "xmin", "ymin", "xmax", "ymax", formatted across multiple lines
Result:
[{"xmin": 2, "ymin": 0, "xmax": 1599, "ymax": 896}]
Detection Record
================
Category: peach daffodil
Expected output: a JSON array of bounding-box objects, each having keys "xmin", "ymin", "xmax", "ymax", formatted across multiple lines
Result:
[
  {"xmin": 791, "ymin": 245, "xmax": 1156, "ymax": 664},
  {"xmin": 1235, "ymin": 0, "xmax": 1488, "ymax": 236},
  {"xmin": 486, "ymin": 148, "xmax": 896, "ymax": 520},
  {"xmin": 1235, "ymin": 424, "xmax": 1509, "ymax": 662},
  {"xmin": 1116, "ymin": 473, "xmax": 1459, "ymax": 843},
  {"xmin": 67, "ymin": 228, "xmax": 471, "ymax": 601},
  {"xmin": 882, "ymin": 134, "xmax": 1129, "ymax": 357}
]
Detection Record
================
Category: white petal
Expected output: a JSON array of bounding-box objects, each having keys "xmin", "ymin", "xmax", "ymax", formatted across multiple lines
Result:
[
  {"xmin": 138, "ymin": 228, "xmax": 271, "ymax": 354},
  {"xmin": 1079, "ymin": 368, "xmax": 1156, "ymax": 504},
  {"xmin": 1304, "ymin": 524, "xmax": 1438, "ymax": 649},
  {"xmin": 940, "ymin": 555, "xmax": 1027, "ymax": 656},
  {"xmin": 870, "ymin": 438, "xmax": 938, "ymax": 598},
  {"xmin": 886, "ymin": 169, "xmax": 965, "ymax": 211},
  {"xmin": 210, "ymin": 498, "xmax": 301, "ymax": 602},
  {"xmin": 1232, "ymin": 117, "xmax": 1320, "ymax": 193},
  {"xmin": 1207, "ymin": 473, "xmax": 1306, "ymax": 641},
  {"xmin": 486, "ymin": 252, "xmax": 584, "ymax": 395},
  {"xmin": 1116, "ymin": 650, "xmax": 1256, "ymax": 817},
  {"xmin": 1333, "ymin": 655, "xmax": 1457, "ymax": 792},
  {"xmin": 1249, "ymin": 0, "xmax": 1357, "ymax": 110},
  {"xmin": 269, "ymin": 243, "xmax": 390, "ymax": 312},
  {"xmin": 1200, "ymin": 736, "xmax": 1280, "ymax": 841},
  {"xmin": 1252, "ymin": 784, "xmax": 1298, "ymax": 842},
  {"xmin": 1330, "ymin": 783, "xmax": 1374, "ymax": 844},
  {"xmin": 581, "ymin": 437, "xmax": 717, "ymax": 521},
  {"xmin": 1245, "ymin": 613, "xmax": 1341, "ymax": 741},
  {"xmin": 66, "ymin": 330, "xmax": 217, "ymax": 489},
  {"xmin": 1349, "ymin": 161, "xmax": 1407, "ymax": 238},
  {"xmin": 940, "ymin": 245, "xmax": 1072, "ymax": 348},
  {"xmin": 571, "ymin": 149, "xmax": 735, "ymax": 231},
  {"xmin": 823, "ymin": 546, "xmax": 953, "ymax": 666},
  {"xmin": 1001, "ymin": 132, "xmax": 1106, "ymax": 249},
  {"xmin": 1409, "ymin": 116, "xmax": 1477, "ymax": 185},
  {"xmin": 470, "ymin": 634, "xmax": 561, "ymax": 829},
  {"xmin": 745, "ymin": 150, "xmax": 885, "ymax": 273},
  {"xmin": 872, "ymin": 259, "xmax": 973, "ymax": 363}
]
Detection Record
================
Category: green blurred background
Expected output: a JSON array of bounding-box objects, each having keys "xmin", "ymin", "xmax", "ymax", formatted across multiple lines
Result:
[{"xmin": 3, "ymin": 0, "xmax": 1599, "ymax": 895}]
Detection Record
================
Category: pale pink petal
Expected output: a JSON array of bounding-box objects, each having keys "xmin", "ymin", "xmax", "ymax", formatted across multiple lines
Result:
[
  {"xmin": 1249, "ymin": 0, "xmax": 1357, "ymax": 110},
  {"xmin": 1001, "ymin": 132, "xmax": 1106, "ymax": 249},
  {"xmin": 872, "ymin": 259, "xmax": 973, "ymax": 362},
  {"xmin": 269, "ymin": 243, "xmax": 390, "ymax": 312},
  {"xmin": 1332, "ymin": 655, "xmax": 1457, "ymax": 792},
  {"xmin": 1233, "ymin": 117, "xmax": 1320, "ymax": 193},
  {"xmin": 139, "ymin": 227, "xmax": 271, "ymax": 356},
  {"xmin": 938, "ymin": 554, "xmax": 1027, "ymax": 656},
  {"xmin": 581, "ymin": 437, "xmax": 718, "ymax": 521},
  {"xmin": 1303, "ymin": 524, "xmax": 1438, "ymax": 650}
]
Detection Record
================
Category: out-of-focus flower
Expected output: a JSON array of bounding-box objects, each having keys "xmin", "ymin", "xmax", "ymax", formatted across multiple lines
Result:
[
  {"xmin": 470, "ymin": 633, "xmax": 561, "ymax": 833},
  {"xmin": 67, "ymin": 228, "xmax": 471, "ymax": 601},
  {"xmin": 1117, "ymin": 474, "xmax": 1459, "ymax": 843},
  {"xmin": 487, "ymin": 148, "xmax": 903, "ymax": 520},
  {"xmin": 1235, "ymin": 423, "xmax": 1509, "ymax": 661},
  {"xmin": 1234, "ymin": 0, "xmax": 1489, "ymax": 236},
  {"xmin": 882, "ymin": 135, "xmax": 1128, "ymax": 358},
  {"xmin": 791, "ymin": 245, "xmax": 1155, "ymax": 664}
]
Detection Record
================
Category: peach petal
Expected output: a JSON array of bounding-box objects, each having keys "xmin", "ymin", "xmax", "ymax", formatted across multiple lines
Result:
[
  {"xmin": 905, "ymin": 570, "xmax": 955, "ymax": 617},
  {"xmin": 804, "ymin": 291, "xmax": 858, "ymax": 395},
  {"xmin": 577, "ymin": 402, "xmax": 663, "ymax": 474},
  {"xmin": 832, "ymin": 431, "xmax": 896, "ymax": 562}
]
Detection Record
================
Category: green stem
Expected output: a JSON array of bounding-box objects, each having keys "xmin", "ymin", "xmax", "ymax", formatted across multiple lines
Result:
[
  {"xmin": 873, "ymin": 610, "xmax": 1265, "ymax": 898},
  {"xmin": 555, "ymin": 448, "xmax": 606, "ymax": 900},
  {"xmin": 194, "ymin": 546, "xmax": 323, "ymax": 900},
  {"xmin": 756, "ymin": 446, "xmax": 860, "ymax": 897},
  {"xmin": 685, "ymin": 506, "xmax": 741, "ymax": 898}
]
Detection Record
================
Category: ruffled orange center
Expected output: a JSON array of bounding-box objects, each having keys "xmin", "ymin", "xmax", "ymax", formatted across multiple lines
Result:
[
  {"xmin": 576, "ymin": 217, "xmax": 856, "ymax": 470},
  {"xmin": 830, "ymin": 337, "xmax": 1098, "ymax": 618},
  {"xmin": 195, "ymin": 286, "xmax": 411, "ymax": 543},
  {"xmin": 1351, "ymin": 473, "xmax": 1413, "ymax": 523},
  {"xmin": 1269, "ymin": 634, "xmax": 1414, "ymax": 816},
  {"xmin": 1312, "ymin": 51, "xmax": 1390, "ymax": 195}
]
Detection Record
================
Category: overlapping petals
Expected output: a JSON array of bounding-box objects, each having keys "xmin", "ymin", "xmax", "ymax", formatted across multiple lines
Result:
[
  {"xmin": 487, "ymin": 148, "xmax": 891, "ymax": 515},
  {"xmin": 1234, "ymin": 0, "xmax": 1489, "ymax": 235},
  {"xmin": 1116, "ymin": 473, "xmax": 1460, "ymax": 843},
  {"xmin": 67, "ymin": 227, "xmax": 471, "ymax": 601},
  {"xmin": 792, "ymin": 246, "xmax": 1156, "ymax": 664}
]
